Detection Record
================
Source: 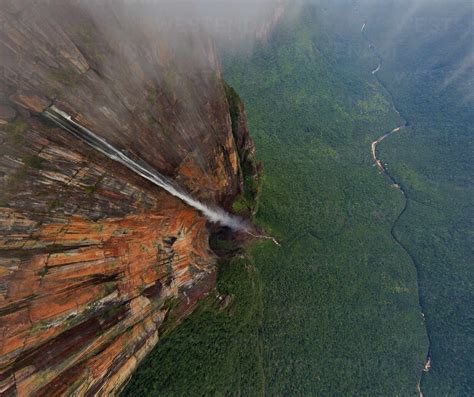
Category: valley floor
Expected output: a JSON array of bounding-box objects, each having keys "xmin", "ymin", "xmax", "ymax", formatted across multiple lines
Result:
[{"xmin": 124, "ymin": 2, "xmax": 473, "ymax": 395}]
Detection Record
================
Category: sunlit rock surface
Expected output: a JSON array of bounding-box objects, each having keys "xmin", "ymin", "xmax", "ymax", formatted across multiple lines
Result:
[{"xmin": 0, "ymin": 1, "xmax": 257, "ymax": 395}]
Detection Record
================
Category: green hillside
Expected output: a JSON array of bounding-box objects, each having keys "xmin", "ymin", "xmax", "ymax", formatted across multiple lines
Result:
[
  {"xmin": 223, "ymin": 4, "xmax": 427, "ymax": 395},
  {"xmin": 124, "ymin": 1, "xmax": 472, "ymax": 395},
  {"xmin": 358, "ymin": 1, "xmax": 474, "ymax": 394}
]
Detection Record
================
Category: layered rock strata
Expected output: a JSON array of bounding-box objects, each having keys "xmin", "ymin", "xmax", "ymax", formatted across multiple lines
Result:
[{"xmin": 0, "ymin": 1, "xmax": 258, "ymax": 395}]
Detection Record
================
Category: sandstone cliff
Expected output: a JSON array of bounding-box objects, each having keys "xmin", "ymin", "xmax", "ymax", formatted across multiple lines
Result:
[{"xmin": 0, "ymin": 1, "xmax": 258, "ymax": 395}]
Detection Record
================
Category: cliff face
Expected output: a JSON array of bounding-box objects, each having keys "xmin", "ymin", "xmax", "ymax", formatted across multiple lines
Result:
[{"xmin": 0, "ymin": 1, "xmax": 257, "ymax": 395}]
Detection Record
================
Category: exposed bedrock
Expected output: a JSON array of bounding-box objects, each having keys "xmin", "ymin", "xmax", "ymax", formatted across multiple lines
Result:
[{"xmin": 0, "ymin": 1, "xmax": 259, "ymax": 395}]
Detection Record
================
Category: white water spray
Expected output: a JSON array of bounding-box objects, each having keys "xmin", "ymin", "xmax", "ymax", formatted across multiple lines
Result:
[
  {"xmin": 246, "ymin": 231, "xmax": 281, "ymax": 246},
  {"xmin": 44, "ymin": 106, "xmax": 248, "ymax": 231},
  {"xmin": 372, "ymin": 64, "xmax": 381, "ymax": 74}
]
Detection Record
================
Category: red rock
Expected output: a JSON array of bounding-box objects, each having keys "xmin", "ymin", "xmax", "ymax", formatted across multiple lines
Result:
[
  {"xmin": 0, "ymin": 1, "xmax": 261, "ymax": 395},
  {"xmin": 9, "ymin": 93, "xmax": 51, "ymax": 114}
]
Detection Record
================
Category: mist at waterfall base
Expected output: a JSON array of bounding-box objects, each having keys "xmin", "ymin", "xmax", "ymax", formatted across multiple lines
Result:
[{"xmin": 44, "ymin": 106, "xmax": 250, "ymax": 232}]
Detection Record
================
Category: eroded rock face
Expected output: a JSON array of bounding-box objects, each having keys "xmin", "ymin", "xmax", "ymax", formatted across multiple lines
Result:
[{"xmin": 0, "ymin": 1, "xmax": 257, "ymax": 395}]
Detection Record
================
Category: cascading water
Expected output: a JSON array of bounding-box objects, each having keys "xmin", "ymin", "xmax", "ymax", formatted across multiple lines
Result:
[{"xmin": 43, "ymin": 106, "xmax": 248, "ymax": 231}]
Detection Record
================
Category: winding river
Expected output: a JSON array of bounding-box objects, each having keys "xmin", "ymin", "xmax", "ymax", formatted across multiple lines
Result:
[{"xmin": 362, "ymin": 23, "xmax": 431, "ymax": 397}]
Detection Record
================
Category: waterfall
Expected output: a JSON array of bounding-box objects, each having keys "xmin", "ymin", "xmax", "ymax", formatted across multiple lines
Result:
[{"xmin": 44, "ymin": 106, "xmax": 248, "ymax": 231}]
